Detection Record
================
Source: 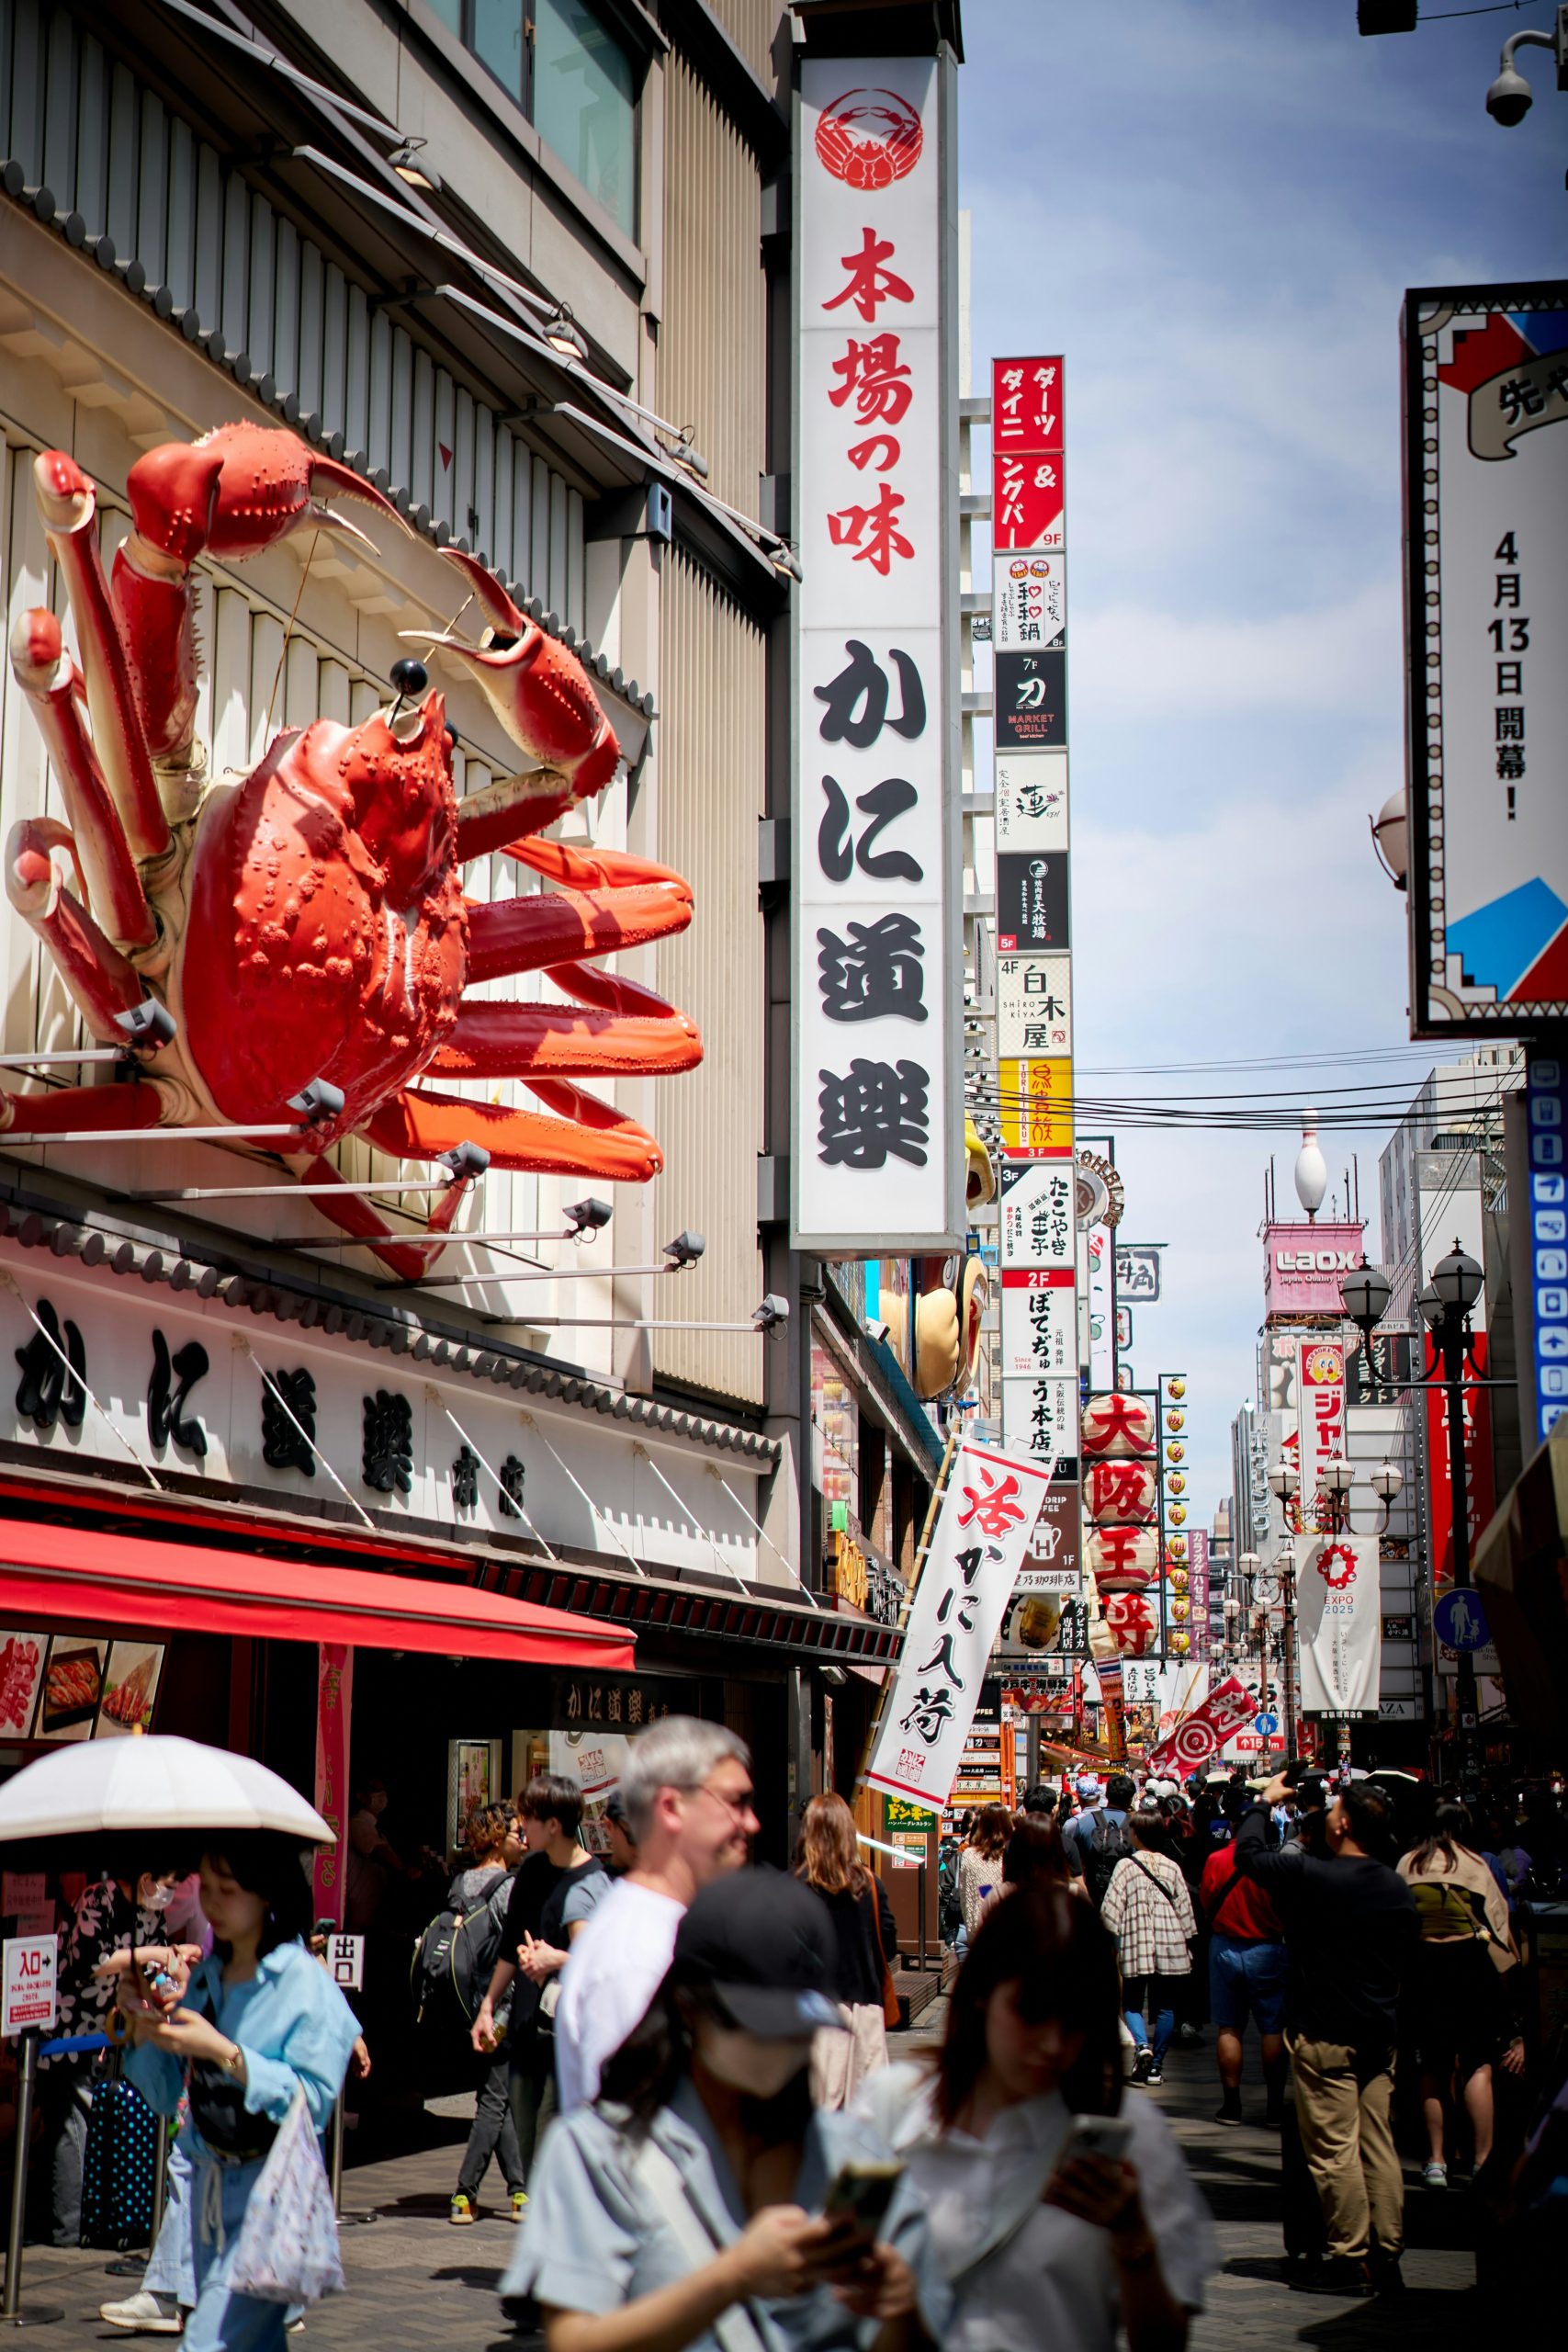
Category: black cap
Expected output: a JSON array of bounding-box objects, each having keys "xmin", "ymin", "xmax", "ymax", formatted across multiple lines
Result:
[{"xmin": 672, "ymin": 1867, "xmax": 841, "ymax": 2040}]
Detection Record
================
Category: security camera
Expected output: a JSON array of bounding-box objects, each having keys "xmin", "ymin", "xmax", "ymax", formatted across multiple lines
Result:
[{"xmin": 1486, "ymin": 63, "xmax": 1533, "ymax": 125}]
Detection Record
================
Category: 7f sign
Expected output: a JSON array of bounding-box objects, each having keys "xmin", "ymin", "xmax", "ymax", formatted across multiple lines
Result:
[{"xmin": 794, "ymin": 59, "xmax": 962, "ymax": 1253}]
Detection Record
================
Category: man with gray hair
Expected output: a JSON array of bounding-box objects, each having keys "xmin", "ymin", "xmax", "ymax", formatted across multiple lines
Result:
[{"xmin": 553, "ymin": 1716, "xmax": 758, "ymax": 2113}]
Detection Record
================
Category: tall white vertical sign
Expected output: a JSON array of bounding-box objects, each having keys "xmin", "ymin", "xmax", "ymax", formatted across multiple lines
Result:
[{"xmin": 794, "ymin": 62, "xmax": 962, "ymax": 1252}]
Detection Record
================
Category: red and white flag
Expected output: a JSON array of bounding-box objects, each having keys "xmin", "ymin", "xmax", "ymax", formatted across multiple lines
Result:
[{"xmin": 1146, "ymin": 1676, "xmax": 1257, "ymax": 1775}]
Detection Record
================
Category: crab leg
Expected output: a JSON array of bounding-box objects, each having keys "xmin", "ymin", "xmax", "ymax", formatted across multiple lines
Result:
[
  {"xmin": 467, "ymin": 842, "xmax": 692, "ymax": 985},
  {"xmin": 8, "ymin": 609, "xmax": 156, "ymax": 950},
  {"xmin": 6, "ymin": 819, "xmax": 144, "ymax": 1042},
  {"xmin": 366, "ymin": 1079, "xmax": 666, "ymax": 1183},
  {"xmin": 431, "ymin": 964, "xmax": 701, "ymax": 1080},
  {"xmin": 293, "ymin": 1152, "xmax": 480, "ymax": 1281},
  {"xmin": 0, "ymin": 1081, "xmax": 164, "ymax": 1139},
  {"xmin": 32, "ymin": 454, "xmax": 172, "ymax": 866}
]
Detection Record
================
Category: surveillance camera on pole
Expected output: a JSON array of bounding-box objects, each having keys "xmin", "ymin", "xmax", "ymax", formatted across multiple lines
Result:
[{"xmin": 1483, "ymin": 10, "xmax": 1568, "ymax": 128}]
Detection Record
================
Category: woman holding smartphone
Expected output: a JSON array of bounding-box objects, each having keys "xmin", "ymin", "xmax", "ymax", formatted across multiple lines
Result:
[
  {"xmin": 857, "ymin": 1887, "xmax": 1214, "ymax": 2352},
  {"xmin": 502, "ymin": 1867, "xmax": 946, "ymax": 2352}
]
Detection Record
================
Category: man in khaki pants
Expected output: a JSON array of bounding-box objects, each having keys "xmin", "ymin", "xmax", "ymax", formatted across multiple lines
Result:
[{"xmin": 1234, "ymin": 1775, "xmax": 1416, "ymax": 2295}]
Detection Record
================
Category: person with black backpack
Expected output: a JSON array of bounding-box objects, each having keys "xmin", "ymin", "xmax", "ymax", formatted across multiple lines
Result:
[
  {"xmin": 1067, "ymin": 1773, "xmax": 1138, "ymax": 1909},
  {"xmin": 430, "ymin": 1802, "xmax": 525, "ymax": 2225}
]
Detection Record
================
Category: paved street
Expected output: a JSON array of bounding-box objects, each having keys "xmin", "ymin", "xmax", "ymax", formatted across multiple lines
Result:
[{"xmin": 9, "ymin": 2024, "xmax": 1482, "ymax": 2349}]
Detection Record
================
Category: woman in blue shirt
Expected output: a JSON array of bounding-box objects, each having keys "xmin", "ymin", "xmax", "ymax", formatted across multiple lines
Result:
[{"xmin": 118, "ymin": 1835, "xmax": 359, "ymax": 2352}]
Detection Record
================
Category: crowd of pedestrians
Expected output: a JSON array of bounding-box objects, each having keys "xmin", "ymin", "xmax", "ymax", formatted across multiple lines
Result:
[{"xmin": 23, "ymin": 1733, "xmax": 1568, "ymax": 2346}]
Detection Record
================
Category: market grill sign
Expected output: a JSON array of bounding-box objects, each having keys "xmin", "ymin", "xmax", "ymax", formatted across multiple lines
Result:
[
  {"xmin": 1402, "ymin": 279, "xmax": 1568, "ymax": 1037},
  {"xmin": 792, "ymin": 56, "xmax": 964, "ymax": 1254}
]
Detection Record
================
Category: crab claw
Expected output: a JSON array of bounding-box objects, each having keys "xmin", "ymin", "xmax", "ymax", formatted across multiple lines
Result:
[
  {"xmin": 408, "ymin": 547, "xmax": 620, "ymax": 808},
  {"xmin": 125, "ymin": 421, "xmax": 400, "ymax": 571}
]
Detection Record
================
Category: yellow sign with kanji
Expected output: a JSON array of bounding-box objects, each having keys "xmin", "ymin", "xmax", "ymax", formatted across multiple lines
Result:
[{"xmin": 999, "ymin": 1057, "xmax": 1073, "ymax": 1156}]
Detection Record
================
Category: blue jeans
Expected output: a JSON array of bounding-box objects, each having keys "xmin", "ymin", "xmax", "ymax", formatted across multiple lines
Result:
[
  {"xmin": 1209, "ymin": 1934, "xmax": 1288, "ymax": 2036},
  {"xmin": 186, "ymin": 2154, "xmax": 298, "ymax": 2352},
  {"xmin": 1122, "ymin": 1975, "xmax": 1178, "ymax": 2065},
  {"xmin": 145, "ymin": 2138, "xmax": 197, "ymax": 2308}
]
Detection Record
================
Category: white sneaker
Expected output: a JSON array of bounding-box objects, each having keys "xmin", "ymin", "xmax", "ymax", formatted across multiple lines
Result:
[
  {"xmin": 98, "ymin": 2290, "xmax": 184, "ymax": 2335},
  {"xmin": 1422, "ymin": 2159, "xmax": 1449, "ymax": 2189}
]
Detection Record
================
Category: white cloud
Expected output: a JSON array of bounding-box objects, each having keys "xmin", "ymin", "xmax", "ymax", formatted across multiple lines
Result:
[{"xmin": 1072, "ymin": 572, "xmax": 1399, "ymax": 718}]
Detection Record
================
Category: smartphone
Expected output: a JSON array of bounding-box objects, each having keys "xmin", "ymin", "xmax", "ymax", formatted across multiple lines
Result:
[
  {"xmin": 823, "ymin": 2159, "xmax": 905, "ymax": 2234},
  {"xmin": 1055, "ymin": 2114, "xmax": 1134, "ymax": 2169}
]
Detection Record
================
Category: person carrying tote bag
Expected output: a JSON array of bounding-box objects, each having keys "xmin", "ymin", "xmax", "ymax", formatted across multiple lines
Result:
[
  {"xmin": 794, "ymin": 1795, "xmax": 899, "ymax": 2110},
  {"xmin": 116, "ymin": 1835, "xmax": 360, "ymax": 2352}
]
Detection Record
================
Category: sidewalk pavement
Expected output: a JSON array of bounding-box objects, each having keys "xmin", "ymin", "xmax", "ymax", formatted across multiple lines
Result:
[{"xmin": 7, "ymin": 2024, "xmax": 1484, "ymax": 2348}]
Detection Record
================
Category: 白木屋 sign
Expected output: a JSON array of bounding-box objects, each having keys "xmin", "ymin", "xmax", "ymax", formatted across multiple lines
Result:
[{"xmin": 864, "ymin": 1442, "xmax": 1054, "ymax": 1812}]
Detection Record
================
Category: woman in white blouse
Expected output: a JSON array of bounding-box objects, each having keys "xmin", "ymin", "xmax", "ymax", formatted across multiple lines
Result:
[{"xmin": 858, "ymin": 1885, "xmax": 1214, "ymax": 2352}]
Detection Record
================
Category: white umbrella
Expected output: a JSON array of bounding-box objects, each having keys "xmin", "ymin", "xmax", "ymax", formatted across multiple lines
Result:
[{"xmin": 0, "ymin": 1735, "xmax": 333, "ymax": 1846}]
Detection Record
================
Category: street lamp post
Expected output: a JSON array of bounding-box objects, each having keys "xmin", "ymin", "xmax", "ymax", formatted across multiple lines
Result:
[{"xmin": 1342, "ymin": 1245, "xmax": 1486, "ymax": 1787}]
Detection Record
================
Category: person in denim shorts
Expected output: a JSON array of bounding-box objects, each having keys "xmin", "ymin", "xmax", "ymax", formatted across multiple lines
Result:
[{"xmin": 1201, "ymin": 1803, "xmax": 1287, "ymax": 2125}]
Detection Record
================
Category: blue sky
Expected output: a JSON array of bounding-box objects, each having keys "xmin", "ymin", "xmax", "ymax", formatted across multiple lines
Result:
[{"xmin": 960, "ymin": 0, "xmax": 1562, "ymax": 1527}]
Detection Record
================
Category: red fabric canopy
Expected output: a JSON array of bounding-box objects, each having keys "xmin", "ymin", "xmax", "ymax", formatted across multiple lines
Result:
[{"xmin": 0, "ymin": 1514, "xmax": 634, "ymax": 1668}]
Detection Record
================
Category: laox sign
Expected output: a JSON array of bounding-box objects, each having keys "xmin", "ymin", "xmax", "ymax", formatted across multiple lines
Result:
[{"xmin": 1262, "ymin": 1221, "xmax": 1367, "ymax": 1323}]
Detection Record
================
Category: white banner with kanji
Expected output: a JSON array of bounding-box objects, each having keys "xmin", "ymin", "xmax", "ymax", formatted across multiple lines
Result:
[
  {"xmin": 1295, "ymin": 1534, "xmax": 1381, "ymax": 1717},
  {"xmin": 864, "ymin": 1440, "xmax": 1055, "ymax": 1813}
]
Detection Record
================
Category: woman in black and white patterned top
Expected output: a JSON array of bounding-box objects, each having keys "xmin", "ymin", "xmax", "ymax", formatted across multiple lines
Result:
[{"xmin": 1101, "ymin": 1815, "xmax": 1197, "ymax": 2086}]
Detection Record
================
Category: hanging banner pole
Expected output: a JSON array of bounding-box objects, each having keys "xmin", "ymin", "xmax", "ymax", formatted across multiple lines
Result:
[{"xmin": 855, "ymin": 1425, "xmax": 962, "ymax": 1788}]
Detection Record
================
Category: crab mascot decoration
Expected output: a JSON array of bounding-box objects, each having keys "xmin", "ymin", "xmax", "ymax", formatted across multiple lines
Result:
[{"xmin": 5, "ymin": 425, "xmax": 700, "ymax": 1273}]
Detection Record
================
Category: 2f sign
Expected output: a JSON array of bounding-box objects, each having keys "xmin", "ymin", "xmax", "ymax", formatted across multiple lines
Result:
[{"xmin": 3, "ymin": 1933, "xmax": 59, "ymax": 2036}]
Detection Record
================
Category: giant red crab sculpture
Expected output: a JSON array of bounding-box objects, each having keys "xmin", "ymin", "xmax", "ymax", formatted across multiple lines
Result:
[{"xmin": 5, "ymin": 424, "xmax": 700, "ymax": 1276}]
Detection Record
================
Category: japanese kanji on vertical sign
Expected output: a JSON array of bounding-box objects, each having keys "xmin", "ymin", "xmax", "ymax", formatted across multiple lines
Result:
[
  {"xmin": 864, "ymin": 1440, "xmax": 1055, "ymax": 1811},
  {"xmin": 996, "ymin": 356, "xmax": 1080, "ymax": 1516},
  {"xmin": 795, "ymin": 58, "xmax": 963, "ymax": 1252}
]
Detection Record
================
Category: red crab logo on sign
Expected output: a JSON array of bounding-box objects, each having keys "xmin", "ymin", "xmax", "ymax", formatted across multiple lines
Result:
[
  {"xmin": 815, "ymin": 88, "xmax": 923, "ymax": 189},
  {"xmin": 1314, "ymin": 1543, "xmax": 1358, "ymax": 1591}
]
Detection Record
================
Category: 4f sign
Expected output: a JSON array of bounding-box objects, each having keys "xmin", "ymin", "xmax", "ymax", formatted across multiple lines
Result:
[{"xmin": 3, "ymin": 1933, "xmax": 59, "ymax": 2036}]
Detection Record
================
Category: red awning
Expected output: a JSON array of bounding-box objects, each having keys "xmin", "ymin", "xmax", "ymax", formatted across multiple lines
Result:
[{"xmin": 0, "ymin": 1514, "xmax": 634, "ymax": 1668}]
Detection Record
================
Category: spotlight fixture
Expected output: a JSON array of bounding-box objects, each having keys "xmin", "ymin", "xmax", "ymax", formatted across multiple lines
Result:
[
  {"xmin": 543, "ymin": 306, "xmax": 589, "ymax": 362},
  {"xmin": 389, "ymin": 138, "xmax": 442, "ymax": 194},
  {"xmin": 113, "ymin": 999, "xmax": 177, "ymax": 1051},
  {"xmin": 288, "ymin": 1077, "xmax": 346, "ymax": 1125},
  {"xmin": 663, "ymin": 1230, "xmax": 706, "ymax": 1270},
  {"xmin": 565, "ymin": 1196, "xmax": 615, "ymax": 1236},
  {"xmin": 753, "ymin": 1294, "xmax": 790, "ymax": 1332},
  {"xmin": 438, "ymin": 1140, "xmax": 491, "ymax": 1182}
]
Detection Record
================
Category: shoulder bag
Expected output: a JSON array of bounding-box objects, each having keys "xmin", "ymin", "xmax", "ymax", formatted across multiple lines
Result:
[
  {"xmin": 227, "ymin": 2088, "xmax": 344, "ymax": 2306},
  {"xmin": 630, "ymin": 2137, "xmax": 775, "ymax": 2352}
]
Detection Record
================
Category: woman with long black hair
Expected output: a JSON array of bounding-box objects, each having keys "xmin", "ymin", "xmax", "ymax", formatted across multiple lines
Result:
[
  {"xmin": 117, "ymin": 1835, "xmax": 359, "ymax": 2352},
  {"xmin": 502, "ymin": 1867, "xmax": 946, "ymax": 2352},
  {"xmin": 858, "ymin": 1886, "xmax": 1214, "ymax": 2352}
]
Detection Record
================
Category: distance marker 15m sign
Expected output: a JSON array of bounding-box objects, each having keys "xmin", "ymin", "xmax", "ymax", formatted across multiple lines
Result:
[
  {"xmin": 1402, "ymin": 281, "xmax": 1568, "ymax": 1037},
  {"xmin": 794, "ymin": 59, "xmax": 963, "ymax": 1254}
]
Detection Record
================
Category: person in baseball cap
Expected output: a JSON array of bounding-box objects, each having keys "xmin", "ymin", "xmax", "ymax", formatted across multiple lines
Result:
[
  {"xmin": 1075, "ymin": 1772, "xmax": 1103, "ymax": 1804},
  {"xmin": 501, "ymin": 1866, "xmax": 948, "ymax": 2340}
]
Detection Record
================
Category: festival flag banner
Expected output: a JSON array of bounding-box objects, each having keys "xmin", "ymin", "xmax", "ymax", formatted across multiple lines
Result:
[
  {"xmin": 1294, "ymin": 1534, "xmax": 1381, "ymax": 1717},
  {"xmin": 1146, "ymin": 1674, "xmax": 1258, "ymax": 1774},
  {"xmin": 865, "ymin": 1441, "xmax": 1055, "ymax": 1812}
]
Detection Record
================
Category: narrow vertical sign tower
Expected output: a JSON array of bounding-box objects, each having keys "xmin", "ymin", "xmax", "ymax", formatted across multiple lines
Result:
[{"xmin": 794, "ymin": 60, "xmax": 963, "ymax": 1253}]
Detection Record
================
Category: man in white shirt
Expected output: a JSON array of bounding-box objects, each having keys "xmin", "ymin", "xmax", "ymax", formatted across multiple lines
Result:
[{"xmin": 553, "ymin": 1715, "xmax": 758, "ymax": 2113}]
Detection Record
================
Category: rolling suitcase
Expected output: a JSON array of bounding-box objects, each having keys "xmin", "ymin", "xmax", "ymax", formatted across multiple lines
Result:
[{"xmin": 80, "ymin": 2061, "xmax": 160, "ymax": 2251}]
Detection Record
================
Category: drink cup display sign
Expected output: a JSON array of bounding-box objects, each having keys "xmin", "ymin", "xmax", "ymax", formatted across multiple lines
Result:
[{"xmin": 2, "ymin": 1934, "xmax": 58, "ymax": 2036}]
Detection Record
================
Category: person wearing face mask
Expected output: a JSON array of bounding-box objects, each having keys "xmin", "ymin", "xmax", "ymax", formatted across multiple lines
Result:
[
  {"xmin": 859, "ymin": 1887, "xmax": 1213, "ymax": 2352},
  {"xmin": 32, "ymin": 1866, "xmax": 181, "ymax": 2248},
  {"xmin": 552, "ymin": 1718, "xmax": 761, "ymax": 2117},
  {"xmin": 501, "ymin": 1868, "xmax": 947, "ymax": 2352}
]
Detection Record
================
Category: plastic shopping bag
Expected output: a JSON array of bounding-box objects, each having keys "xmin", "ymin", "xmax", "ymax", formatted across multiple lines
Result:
[{"xmin": 228, "ymin": 2090, "xmax": 344, "ymax": 2305}]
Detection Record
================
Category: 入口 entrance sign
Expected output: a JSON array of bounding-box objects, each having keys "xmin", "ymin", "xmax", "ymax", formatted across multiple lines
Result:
[
  {"xmin": 793, "ymin": 58, "xmax": 963, "ymax": 1253},
  {"xmin": 864, "ymin": 1440, "xmax": 1054, "ymax": 1813},
  {"xmin": 1402, "ymin": 281, "xmax": 1568, "ymax": 1035},
  {"xmin": 2, "ymin": 1934, "xmax": 58, "ymax": 2036}
]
